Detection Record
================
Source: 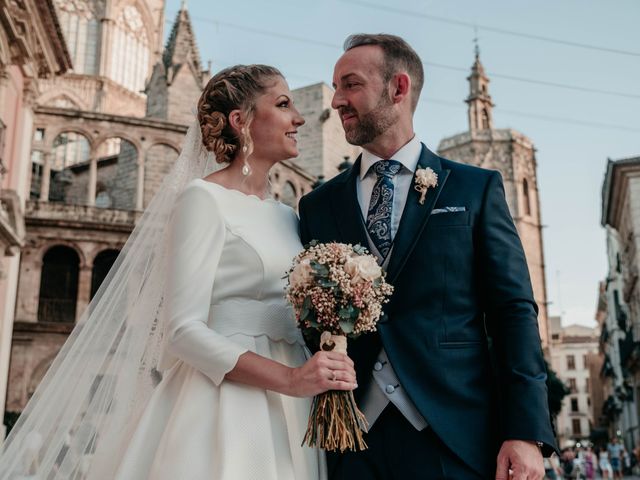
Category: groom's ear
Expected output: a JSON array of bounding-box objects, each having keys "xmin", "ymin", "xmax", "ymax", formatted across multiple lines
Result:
[{"xmin": 391, "ymin": 72, "xmax": 411, "ymax": 105}]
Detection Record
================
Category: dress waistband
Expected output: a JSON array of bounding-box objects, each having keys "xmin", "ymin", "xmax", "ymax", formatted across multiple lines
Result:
[{"xmin": 208, "ymin": 299, "xmax": 303, "ymax": 345}]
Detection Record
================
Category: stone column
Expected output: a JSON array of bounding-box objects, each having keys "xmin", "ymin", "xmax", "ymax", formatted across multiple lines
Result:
[
  {"xmin": 76, "ymin": 264, "xmax": 93, "ymax": 323},
  {"xmin": 40, "ymin": 152, "xmax": 52, "ymax": 201},
  {"xmin": 99, "ymin": 1, "xmax": 115, "ymax": 79},
  {"xmin": 87, "ymin": 156, "xmax": 97, "ymax": 206},
  {"xmin": 136, "ymin": 148, "xmax": 145, "ymax": 210}
]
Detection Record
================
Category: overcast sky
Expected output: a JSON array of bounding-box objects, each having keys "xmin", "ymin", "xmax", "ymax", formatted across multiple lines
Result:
[{"xmin": 165, "ymin": 0, "xmax": 640, "ymax": 328}]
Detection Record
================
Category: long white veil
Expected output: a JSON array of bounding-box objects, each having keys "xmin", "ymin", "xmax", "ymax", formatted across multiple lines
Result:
[{"xmin": 0, "ymin": 123, "xmax": 216, "ymax": 479}]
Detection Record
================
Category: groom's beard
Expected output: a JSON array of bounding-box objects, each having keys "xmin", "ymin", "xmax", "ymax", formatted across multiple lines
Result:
[{"xmin": 342, "ymin": 93, "xmax": 396, "ymax": 146}]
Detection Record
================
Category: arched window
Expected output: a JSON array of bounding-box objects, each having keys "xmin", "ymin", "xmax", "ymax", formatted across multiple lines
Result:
[
  {"xmin": 110, "ymin": 6, "xmax": 150, "ymax": 92},
  {"xmin": 91, "ymin": 249, "xmax": 119, "ymax": 299},
  {"xmin": 55, "ymin": 0, "xmax": 102, "ymax": 75},
  {"xmin": 523, "ymin": 178, "xmax": 531, "ymax": 216},
  {"xmin": 49, "ymin": 131, "xmax": 91, "ymax": 203},
  {"xmin": 38, "ymin": 246, "xmax": 80, "ymax": 323},
  {"xmin": 481, "ymin": 108, "xmax": 490, "ymax": 130},
  {"xmin": 51, "ymin": 131, "xmax": 91, "ymax": 171}
]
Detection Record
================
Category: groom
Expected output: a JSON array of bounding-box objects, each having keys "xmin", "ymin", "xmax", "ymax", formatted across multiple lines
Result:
[{"xmin": 298, "ymin": 34, "xmax": 557, "ymax": 478}]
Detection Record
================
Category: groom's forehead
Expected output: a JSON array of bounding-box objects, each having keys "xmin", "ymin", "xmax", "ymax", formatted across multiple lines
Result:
[{"xmin": 333, "ymin": 47, "xmax": 384, "ymax": 80}]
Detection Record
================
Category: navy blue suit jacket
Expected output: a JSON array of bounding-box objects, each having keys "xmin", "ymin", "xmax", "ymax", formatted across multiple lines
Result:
[{"xmin": 298, "ymin": 145, "xmax": 557, "ymax": 477}]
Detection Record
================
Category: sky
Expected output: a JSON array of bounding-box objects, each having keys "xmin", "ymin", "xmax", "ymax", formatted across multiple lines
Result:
[{"xmin": 165, "ymin": 0, "xmax": 640, "ymax": 328}]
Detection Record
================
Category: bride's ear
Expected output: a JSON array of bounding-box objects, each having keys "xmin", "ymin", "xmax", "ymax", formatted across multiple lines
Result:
[{"xmin": 228, "ymin": 109, "xmax": 246, "ymax": 135}]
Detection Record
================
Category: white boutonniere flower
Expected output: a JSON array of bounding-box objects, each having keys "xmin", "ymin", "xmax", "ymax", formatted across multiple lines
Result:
[{"xmin": 414, "ymin": 167, "xmax": 438, "ymax": 205}]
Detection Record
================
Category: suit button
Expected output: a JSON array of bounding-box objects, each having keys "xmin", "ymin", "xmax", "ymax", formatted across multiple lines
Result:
[
  {"xmin": 385, "ymin": 384, "xmax": 395, "ymax": 394},
  {"xmin": 373, "ymin": 362, "xmax": 383, "ymax": 372}
]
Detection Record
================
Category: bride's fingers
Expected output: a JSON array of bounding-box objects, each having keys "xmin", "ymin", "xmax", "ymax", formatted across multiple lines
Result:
[
  {"xmin": 321, "ymin": 352, "xmax": 354, "ymax": 366},
  {"xmin": 314, "ymin": 352, "xmax": 354, "ymax": 367},
  {"xmin": 322, "ymin": 359, "xmax": 356, "ymax": 374},
  {"xmin": 326, "ymin": 368, "xmax": 357, "ymax": 385}
]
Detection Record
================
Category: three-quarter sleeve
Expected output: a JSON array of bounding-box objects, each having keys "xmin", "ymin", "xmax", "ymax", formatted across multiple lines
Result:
[{"xmin": 161, "ymin": 184, "xmax": 248, "ymax": 385}]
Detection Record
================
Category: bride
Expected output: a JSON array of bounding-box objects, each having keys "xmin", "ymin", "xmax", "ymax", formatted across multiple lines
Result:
[{"xmin": 0, "ymin": 65, "xmax": 355, "ymax": 479}]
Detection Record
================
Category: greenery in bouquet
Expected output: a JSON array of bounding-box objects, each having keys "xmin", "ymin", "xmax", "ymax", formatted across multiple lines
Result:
[
  {"xmin": 286, "ymin": 240, "xmax": 393, "ymax": 339},
  {"xmin": 284, "ymin": 240, "xmax": 394, "ymax": 452}
]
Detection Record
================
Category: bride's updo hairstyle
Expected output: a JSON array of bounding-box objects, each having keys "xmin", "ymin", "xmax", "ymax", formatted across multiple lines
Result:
[{"xmin": 197, "ymin": 64, "xmax": 283, "ymax": 163}]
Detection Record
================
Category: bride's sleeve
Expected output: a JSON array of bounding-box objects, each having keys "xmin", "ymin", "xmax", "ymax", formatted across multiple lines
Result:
[{"xmin": 163, "ymin": 184, "xmax": 248, "ymax": 385}]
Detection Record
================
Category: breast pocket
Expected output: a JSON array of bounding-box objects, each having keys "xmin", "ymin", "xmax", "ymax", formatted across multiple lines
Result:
[{"xmin": 427, "ymin": 211, "xmax": 470, "ymax": 228}]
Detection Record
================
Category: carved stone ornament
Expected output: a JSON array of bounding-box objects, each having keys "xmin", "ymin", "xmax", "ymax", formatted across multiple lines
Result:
[{"xmin": 55, "ymin": 0, "xmax": 103, "ymax": 19}]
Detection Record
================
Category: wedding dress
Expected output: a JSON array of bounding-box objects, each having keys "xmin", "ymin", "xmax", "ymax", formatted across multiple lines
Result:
[
  {"xmin": 113, "ymin": 179, "xmax": 326, "ymax": 479},
  {"xmin": 0, "ymin": 123, "xmax": 324, "ymax": 479}
]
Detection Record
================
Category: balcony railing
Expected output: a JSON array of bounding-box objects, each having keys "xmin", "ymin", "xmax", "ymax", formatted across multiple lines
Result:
[{"xmin": 37, "ymin": 298, "xmax": 76, "ymax": 324}]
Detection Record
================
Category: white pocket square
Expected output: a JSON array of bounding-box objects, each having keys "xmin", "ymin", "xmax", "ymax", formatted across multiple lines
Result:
[{"xmin": 432, "ymin": 207, "xmax": 467, "ymax": 214}]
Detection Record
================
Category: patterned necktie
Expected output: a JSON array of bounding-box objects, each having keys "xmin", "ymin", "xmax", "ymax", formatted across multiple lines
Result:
[{"xmin": 366, "ymin": 160, "xmax": 402, "ymax": 259}]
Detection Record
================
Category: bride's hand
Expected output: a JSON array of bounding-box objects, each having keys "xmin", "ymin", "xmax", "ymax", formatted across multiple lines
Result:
[{"xmin": 286, "ymin": 351, "xmax": 357, "ymax": 397}]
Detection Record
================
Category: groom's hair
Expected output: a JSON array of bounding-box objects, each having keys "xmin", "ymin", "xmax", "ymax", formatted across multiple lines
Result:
[{"xmin": 343, "ymin": 34, "xmax": 424, "ymax": 112}]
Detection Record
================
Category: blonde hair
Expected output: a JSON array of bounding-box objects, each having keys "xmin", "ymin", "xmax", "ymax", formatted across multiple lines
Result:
[{"xmin": 197, "ymin": 64, "xmax": 283, "ymax": 163}]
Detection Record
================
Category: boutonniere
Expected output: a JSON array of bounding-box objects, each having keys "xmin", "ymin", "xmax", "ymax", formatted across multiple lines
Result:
[{"xmin": 414, "ymin": 167, "xmax": 438, "ymax": 205}]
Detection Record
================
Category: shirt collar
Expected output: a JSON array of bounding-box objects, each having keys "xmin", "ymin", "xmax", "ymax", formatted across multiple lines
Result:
[{"xmin": 359, "ymin": 135, "xmax": 422, "ymax": 180}]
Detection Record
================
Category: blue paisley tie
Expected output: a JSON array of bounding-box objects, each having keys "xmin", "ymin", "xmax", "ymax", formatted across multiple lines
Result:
[{"xmin": 366, "ymin": 160, "xmax": 402, "ymax": 259}]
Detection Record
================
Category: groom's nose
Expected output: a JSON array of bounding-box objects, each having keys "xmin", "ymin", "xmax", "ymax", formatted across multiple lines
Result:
[{"xmin": 331, "ymin": 88, "xmax": 347, "ymax": 110}]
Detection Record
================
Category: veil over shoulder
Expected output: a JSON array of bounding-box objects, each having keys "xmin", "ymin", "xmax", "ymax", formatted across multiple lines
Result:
[{"xmin": 0, "ymin": 123, "xmax": 218, "ymax": 479}]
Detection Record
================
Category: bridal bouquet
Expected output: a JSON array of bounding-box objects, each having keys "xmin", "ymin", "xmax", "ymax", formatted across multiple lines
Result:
[{"xmin": 285, "ymin": 240, "xmax": 393, "ymax": 452}]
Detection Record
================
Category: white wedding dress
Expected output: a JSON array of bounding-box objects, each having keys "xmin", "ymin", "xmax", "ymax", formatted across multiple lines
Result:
[{"xmin": 113, "ymin": 179, "xmax": 326, "ymax": 479}]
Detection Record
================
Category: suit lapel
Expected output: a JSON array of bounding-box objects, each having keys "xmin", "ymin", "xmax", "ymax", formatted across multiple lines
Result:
[
  {"xmin": 330, "ymin": 155, "xmax": 370, "ymax": 248},
  {"xmin": 386, "ymin": 145, "xmax": 450, "ymax": 284}
]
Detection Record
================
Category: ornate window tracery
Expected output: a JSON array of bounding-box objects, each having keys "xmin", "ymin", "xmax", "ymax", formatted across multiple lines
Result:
[
  {"xmin": 110, "ymin": 5, "xmax": 150, "ymax": 93},
  {"xmin": 55, "ymin": 0, "xmax": 103, "ymax": 75}
]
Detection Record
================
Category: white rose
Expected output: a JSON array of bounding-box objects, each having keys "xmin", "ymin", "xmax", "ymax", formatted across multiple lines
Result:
[
  {"xmin": 345, "ymin": 255, "xmax": 381, "ymax": 283},
  {"xmin": 290, "ymin": 258, "xmax": 313, "ymax": 288}
]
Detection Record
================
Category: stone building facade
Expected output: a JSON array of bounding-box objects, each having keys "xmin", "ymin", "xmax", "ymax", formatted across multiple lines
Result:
[
  {"xmin": 599, "ymin": 155, "xmax": 640, "ymax": 448},
  {"xmin": 6, "ymin": 1, "xmax": 199, "ymax": 419},
  {"xmin": 0, "ymin": 0, "xmax": 71, "ymax": 437},
  {"xmin": 549, "ymin": 318, "xmax": 599, "ymax": 447},
  {"xmin": 4, "ymin": 1, "xmax": 358, "ymax": 422},
  {"xmin": 438, "ymin": 54, "xmax": 550, "ymax": 349}
]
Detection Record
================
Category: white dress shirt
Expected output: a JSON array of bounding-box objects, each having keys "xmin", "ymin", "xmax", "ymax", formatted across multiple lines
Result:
[
  {"xmin": 356, "ymin": 136, "xmax": 429, "ymax": 431},
  {"xmin": 356, "ymin": 135, "xmax": 422, "ymax": 235}
]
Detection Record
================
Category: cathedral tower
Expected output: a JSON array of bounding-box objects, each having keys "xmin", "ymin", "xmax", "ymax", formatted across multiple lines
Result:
[
  {"xmin": 438, "ymin": 53, "xmax": 550, "ymax": 349},
  {"xmin": 146, "ymin": 1, "xmax": 209, "ymax": 125}
]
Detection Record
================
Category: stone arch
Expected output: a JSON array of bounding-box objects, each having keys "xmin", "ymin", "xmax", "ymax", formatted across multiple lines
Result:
[
  {"xmin": 38, "ymin": 241, "xmax": 87, "ymax": 268},
  {"xmin": 46, "ymin": 126, "xmax": 96, "ymax": 151},
  {"xmin": 94, "ymin": 131, "xmax": 141, "ymax": 156},
  {"xmin": 91, "ymin": 249, "xmax": 120, "ymax": 299},
  {"xmin": 38, "ymin": 245, "xmax": 81, "ymax": 323},
  {"xmin": 143, "ymin": 143, "xmax": 180, "ymax": 207},
  {"xmin": 38, "ymin": 89, "xmax": 86, "ymax": 110},
  {"xmin": 27, "ymin": 355, "xmax": 56, "ymax": 401},
  {"xmin": 147, "ymin": 139, "xmax": 181, "ymax": 154},
  {"xmin": 49, "ymin": 130, "xmax": 93, "ymax": 204}
]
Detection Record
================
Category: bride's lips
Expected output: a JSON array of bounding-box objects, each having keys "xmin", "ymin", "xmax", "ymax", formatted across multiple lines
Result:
[{"xmin": 285, "ymin": 131, "xmax": 298, "ymax": 143}]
